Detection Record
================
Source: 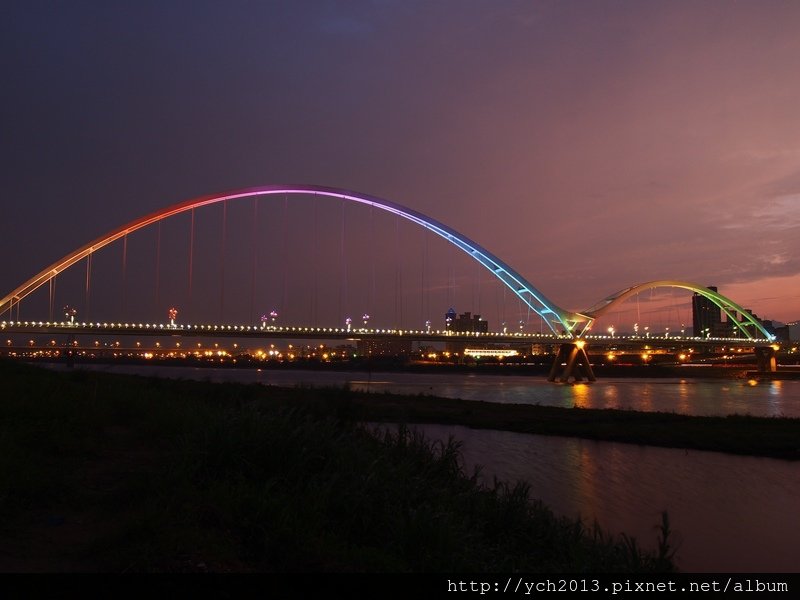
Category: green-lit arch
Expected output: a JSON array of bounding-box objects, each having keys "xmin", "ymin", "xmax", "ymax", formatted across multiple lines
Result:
[{"xmin": 582, "ymin": 280, "xmax": 774, "ymax": 340}]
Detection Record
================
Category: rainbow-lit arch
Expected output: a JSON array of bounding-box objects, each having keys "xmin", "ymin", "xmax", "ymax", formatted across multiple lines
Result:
[
  {"xmin": 583, "ymin": 280, "xmax": 774, "ymax": 340},
  {"xmin": 0, "ymin": 184, "xmax": 589, "ymax": 336}
]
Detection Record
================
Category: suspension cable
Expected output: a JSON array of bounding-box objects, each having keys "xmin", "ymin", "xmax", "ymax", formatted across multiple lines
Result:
[
  {"xmin": 340, "ymin": 198, "xmax": 347, "ymax": 324},
  {"xmin": 250, "ymin": 197, "xmax": 258, "ymax": 323},
  {"xmin": 49, "ymin": 276, "xmax": 55, "ymax": 322},
  {"xmin": 187, "ymin": 208, "xmax": 195, "ymax": 321},
  {"xmin": 220, "ymin": 200, "xmax": 227, "ymax": 322},
  {"xmin": 85, "ymin": 252, "xmax": 92, "ymax": 321},
  {"xmin": 121, "ymin": 233, "xmax": 128, "ymax": 320},
  {"xmin": 281, "ymin": 194, "xmax": 288, "ymax": 320},
  {"xmin": 155, "ymin": 221, "xmax": 161, "ymax": 317}
]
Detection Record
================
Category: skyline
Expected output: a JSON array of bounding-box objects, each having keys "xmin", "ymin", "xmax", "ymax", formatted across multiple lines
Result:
[{"xmin": 3, "ymin": 1, "xmax": 800, "ymax": 326}]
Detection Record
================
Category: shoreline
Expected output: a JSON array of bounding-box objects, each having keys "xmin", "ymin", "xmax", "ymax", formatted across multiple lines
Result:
[
  {"xmin": 32, "ymin": 358, "xmax": 800, "ymax": 461},
  {"xmin": 26, "ymin": 355, "xmax": 800, "ymax": 379},
  {"xmin": 339, "ymin": 388, "xmax": 800, "ymax": 461}
]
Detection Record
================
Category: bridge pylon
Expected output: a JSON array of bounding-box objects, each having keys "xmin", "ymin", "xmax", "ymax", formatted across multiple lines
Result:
[
  {"xmin": 754, "ymin": 345, "xmax": 778, "ymax": 373},
  {"xmin": 547, "ymin": 340, "xmax": 596, "ymax": 383}
]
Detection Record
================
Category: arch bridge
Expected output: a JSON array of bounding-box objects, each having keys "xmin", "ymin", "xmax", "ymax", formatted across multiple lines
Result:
[{"xmin": 0, "ymin": 184, "xmax": 778, "ymax": 380}]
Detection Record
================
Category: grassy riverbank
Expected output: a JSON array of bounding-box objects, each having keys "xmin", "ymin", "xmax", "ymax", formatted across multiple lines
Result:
[
  {"xmin": 348, "ymin": 389, "xmax": 800, "ymax": 461},
  {"xmin": 0, "ymin": 360, "xmax": 677, "ymax": 573}
]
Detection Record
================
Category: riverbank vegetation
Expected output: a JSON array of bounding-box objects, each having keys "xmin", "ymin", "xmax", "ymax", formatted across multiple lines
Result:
[
  {"xmin": 0, "ymin": 360, "xmax": 678, "ymax": 572},
  {"xmin": 347, "ymin": 388, "xmax": 800, "ymax": 461}
]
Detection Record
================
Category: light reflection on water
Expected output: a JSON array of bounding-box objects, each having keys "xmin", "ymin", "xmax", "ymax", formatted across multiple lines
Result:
[
  {"xmin": 57, "ymin": 364, "xmax": 800, "ymax": 418},
  {"xmin": 84, "ymin": 365, "xmax": 800, "ymax": 418},
  {"xmin": 404, "ymin": 423, "xmax": 800, "ymax": 573}
]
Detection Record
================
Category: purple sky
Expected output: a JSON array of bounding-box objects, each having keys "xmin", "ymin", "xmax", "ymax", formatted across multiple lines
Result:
[{"xmin": 2, "ymin": 1, "xmax": 800, "ymax": 330}]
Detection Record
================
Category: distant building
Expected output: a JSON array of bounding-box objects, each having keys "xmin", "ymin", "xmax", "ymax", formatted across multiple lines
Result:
[
  {"xmin": 692, "ymin": 286, "xmax": 723, "ymax": 337},
  {"xmin": 356, "ymin": 338, "xmax": 413, "ymax": 356},
  {"xmin": 692, "ymin": 285, "xmax": 790, "ymax": 340},
  {"xmin": 445, "ymin": 307, "xmax": 456, "ymax": 330},
  {"xmin": 762, "ymin": 320, "xmax": 790, "ymax": 342},
  {"xmin": 446, "ymin": 311, "xmax": 488, "ymax": 334},
  {"xmin": 445, "ymin": 311, "xmax": 489, "ymax": 353},
  {"xmin": 740, "ymin": 308, "xmax": 772, "ymax": 338}
]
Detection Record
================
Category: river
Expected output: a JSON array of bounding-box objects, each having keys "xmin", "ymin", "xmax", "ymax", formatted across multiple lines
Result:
[{"xmin": 63, "ymin": 364, "xmax": 800, "ymax": 572}]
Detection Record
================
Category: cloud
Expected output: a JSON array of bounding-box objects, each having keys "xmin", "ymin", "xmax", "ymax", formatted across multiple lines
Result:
[{"xmin": 750, "ymin": 194, "xmax": 800, "ymax": 230}]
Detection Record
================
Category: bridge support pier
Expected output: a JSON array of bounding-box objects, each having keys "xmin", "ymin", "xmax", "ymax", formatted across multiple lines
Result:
[
  {"xmin": 547, "ymin": 341, "xmax": 596, "ymax": 383},
  {"xmin": 754, "ymin": 346, "xmax": 778, "ymax": 373}
]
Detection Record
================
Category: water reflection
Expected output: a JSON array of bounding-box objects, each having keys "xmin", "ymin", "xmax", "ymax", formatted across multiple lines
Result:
[
  {"xmin": 71, "ymin": 364, "xmax": 800, "ymax": 418},
  {"xmin": 571, "ymin": 383, "xmax": 590, "ymax": 408},
  {"xmin": 601, "ymin": 384, "xmax": 620, "ymax": 409},
  {"xmin": 410, "ymin": 423, "xmax": 800, "ymax": 573},
  {"xmin": 638, "ymin": 384, "xmax": 654, "ymax": 412},
  {"xmin": 676, "ymin": 380, "xmax": 691, "ymax": 414}
]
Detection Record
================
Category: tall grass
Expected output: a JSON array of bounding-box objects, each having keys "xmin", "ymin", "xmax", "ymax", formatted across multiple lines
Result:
[{"xmin": 0, "ymin": 360, "xmax": 674, "ymax": 572}]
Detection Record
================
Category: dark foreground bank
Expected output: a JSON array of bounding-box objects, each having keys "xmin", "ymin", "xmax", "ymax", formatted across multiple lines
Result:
[{"xmin": 0, "ymin": 360, "xmax": 676, "ymax": 573}]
